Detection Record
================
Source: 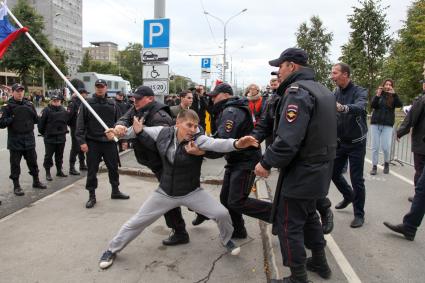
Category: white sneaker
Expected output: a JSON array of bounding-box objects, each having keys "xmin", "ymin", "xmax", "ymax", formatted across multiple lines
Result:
[
  {"xmin": 99, "ymin": 250, "xmax": 116, "ymax": 269},
  {"xmin": 225, "ymin": 240, "xmax": 241, "ymax": 256}
]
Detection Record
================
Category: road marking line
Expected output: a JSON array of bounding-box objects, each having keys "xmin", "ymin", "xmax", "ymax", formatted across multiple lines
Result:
[
  {"xmin": 325, "ymin": 234, "xmax": 362, "ymax": 283},
  {"xmin": 0, "ymin": 183, "xmax": 76, "ymax": 224},
  {"xmin": 364, "ymin": 158, "xmax": 414, "ymax": 185}
]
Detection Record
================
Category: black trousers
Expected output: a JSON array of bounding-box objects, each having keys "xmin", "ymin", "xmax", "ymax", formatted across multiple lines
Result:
[
  {"xmin": 403, "ymin": 163, "xmax": 425, "ymax": 234},
  {"xmin": 86, "ymin": 140, "xmax": 119, "ymax": 191},
  {"xmin": 413, "ymin": 153, "xmax": 425, "ymax": 186},
  {"xmin": 220, "ymin": 168, "xmax": 272, "ymax": 230},
  {"xmin": 332, "ymin": 140, "xmax": 366, "ymax": 218},
  {"xmin": 276, "ymin": 197, "xmax": 326, "ymax": 268},
  {"xmin": 316, "ymin": 197, "xmax": 332, "ymax": 217},
  {"xmin": 151, "ymin": 168, "xmax": 187, "ymax": 233},
  {"xmin": 9, "ymin": 148, "xmax": 39, "ymax": 180},
  {"xmin": 43, "ymin": 142, "xmax": 65, "ymax": 169},
  {"xmin": 69, "ymin": 127, "xmax": 85, "ymax": 165}
]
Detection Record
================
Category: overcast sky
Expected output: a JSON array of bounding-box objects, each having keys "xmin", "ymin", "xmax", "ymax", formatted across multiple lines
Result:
[{"xmin": 83, "ymin": 0, "xmax": 413, "ymax": 88}]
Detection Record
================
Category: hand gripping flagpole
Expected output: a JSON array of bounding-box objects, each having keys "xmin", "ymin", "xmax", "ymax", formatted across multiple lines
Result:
[{"xmin": 1, "ymin": 1, "xmax": 118, "ymax": 142}]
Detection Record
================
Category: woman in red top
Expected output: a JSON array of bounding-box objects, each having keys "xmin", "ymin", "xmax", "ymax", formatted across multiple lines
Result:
[{"xmin": 245, "ymin": 83, "xmax": 265, "ymax": 126}]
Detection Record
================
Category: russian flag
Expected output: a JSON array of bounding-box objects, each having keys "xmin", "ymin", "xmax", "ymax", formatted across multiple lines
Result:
[{"xmin": 0, "ymin": 2, "xmax": 28, "ymax": 59}]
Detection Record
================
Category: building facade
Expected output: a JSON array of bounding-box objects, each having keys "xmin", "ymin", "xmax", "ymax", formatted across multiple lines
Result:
[
  {"xmin": 8, "ymin": 0, "xmax": 83, "ymax": 75},
  {"xmin": 83, "ymin": 41, "xmax": 118, "ymax": 64}
]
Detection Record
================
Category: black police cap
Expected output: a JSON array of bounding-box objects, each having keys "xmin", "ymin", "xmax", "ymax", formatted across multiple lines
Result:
[
  {"xmin": 94, "ymin": 79, "xmax": 107, "ymax": 86},
  {"xmin": 133, "ymin": 86, "xmax": 154, "ymax": 99},
  {"xmin": 269, "ymin": 48, "xmax": 308, "ymax": 67},
  {"xmin": 207, "ymin": 83, "xmax": 233, "ymax": 97},
  {"xmin": 12, "ymin": 83, "xmax": 25, "ymax": 91}
]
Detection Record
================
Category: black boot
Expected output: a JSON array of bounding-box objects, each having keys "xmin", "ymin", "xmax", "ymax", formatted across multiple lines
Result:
[
  {"xmin": 111, "ymin": 187, "xmax": 130, "ymax": 200},
  {"xmin": 162, "ymin": 230, "xmax": 190, "ymax": 246},
  {"xmin": 13, "ymin": 179, "xmax": 24, "ymax": 196},
  {"xmin": 192, "ymin": 213, "xmax": 208, "ymax": 226},
  {"xmin": 86, "ymin": 190, "xmax": 96, "ymax": 208},
  {"xmin": 46, "ymin": 168, "xmax": 53, "ymax": 181},
  {"xmin": 321, "ymin": 208, "xmax": 334, "ymax": 234},
  {"xmin": 56, "ymin": 167, "xmax": 68, "ymax": 177},
  {"xmin": 383, "ymin": 162, "xmax": 390, "ymax": 174},
  {"xmin": 69, "ymin": 163, "xmax": 80, "ymax": 175},
  {"xmin": 335, "ymin": 198, "xmax": 352, "ymax": 209},
  {"xmin": 232, "ymin": 226, "xmax": 248, "ymax": 239},
  {"xmin": 370, "ymin": 165, "xmax": 377, "ymax": 175},
  {"xmin": 383, "ymin": 222, "xmax": 415, "ymax": 241},
  {"xmin": 32, "ymin": 176, "xmax": 47, "ymax": 189},
  {"xmin": 278, "ymin": 265, "xmax": 309, "ymax": 283},
  {"xmin": 306, "ymin": 249, "xmax": 332, "ymax": 279}
]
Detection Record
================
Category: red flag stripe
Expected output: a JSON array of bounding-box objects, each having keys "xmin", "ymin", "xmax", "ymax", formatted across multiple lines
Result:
[{"xmin": 0, "ymin": 26, "xmax": 28, "ymax": 59}]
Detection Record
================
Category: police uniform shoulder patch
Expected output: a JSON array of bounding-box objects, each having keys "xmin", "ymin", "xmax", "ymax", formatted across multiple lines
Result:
[
  {"xmin": 286, "ymin": 104, "xmax": 298, "ymax": 123},
  {"xmin": 225, "ymin": 120, "xmax": 234, "ymax": 132}
]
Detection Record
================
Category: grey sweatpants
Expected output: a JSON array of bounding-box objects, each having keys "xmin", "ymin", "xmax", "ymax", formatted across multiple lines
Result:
[{"xmin": 108, "ymin": 188, "xmax": 234, "ymax": 253}]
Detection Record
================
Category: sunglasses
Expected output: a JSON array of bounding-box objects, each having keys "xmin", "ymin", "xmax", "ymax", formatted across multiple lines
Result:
[{"xmin": 95, "ymin": 84, "xmax": 106, "ymax": 88}]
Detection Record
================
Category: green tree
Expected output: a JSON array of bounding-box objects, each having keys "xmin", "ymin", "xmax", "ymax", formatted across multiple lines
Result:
[
  {"xmin": 44, "ymin": 48, "xmax": 68, "ymax": 88},
  {"xmin": 295, "ymin": 16, "xmax": 334, "ymax": 88},
  {"xmin": 169, "ymin": 75, "xmax": 193, "ymax": 94},
  {"xmin": 78, "ymin": 51, "xmax": 93, "ymax": 72},
  {"xmin": 0, "ymin": 0, "xmax": 50, "ymax": 90},
  {"xmin": 120, "ymin": 43, "xmax": 143, "ymax": 87},
  {"xmin": 381, "ymin": 0, "xmax": 425, "ymax": 103},
  {"xmin": 340, "ymin": 0, "xmax": 391, "ymax": 106}
]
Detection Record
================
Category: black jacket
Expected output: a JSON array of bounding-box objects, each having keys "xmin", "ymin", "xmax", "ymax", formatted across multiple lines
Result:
[
  {"xmin": 67, "ymin": 96, "xmax": 83, "ymax": 129},
  {"xmin": 252, "ymin": 92, "xmax": 282, "ymax": 143},
  {"xmin": 75, "ymin": 96, "xmax": 121, "ymax": 144},
  {"xmin": 0, "ymin": 98, "xmax": 38, "ymax": 151},
  {"xmin": 114, "ymin": 99, "xmax": 131, "ymax": 116},
  {"xmin": 370, "ymin": 92, "xmax": 402, "ymax": 126},
  {"xmin": 397, "ymin": 95, "xmax": 425, "ymax": 155},
  {"xmin": 260, "ymin": 67, "xmax": 336, "ymax": 200},
  {"xmin": 211, "ymin": 96, "xmax": 261, "ymax": 168},
  {"xmin": 157, "ymin": 127, "xmax": 204, "ymax": 196},
  {"xmin": 190, "ymin": 92, "xmax": 208, "ymax": 129},
  {"xmin": 38, "ymin": 104, "xmax": 69, "ymax": 144},
  {"xmin": 116, "ymin": 101, "xmax": 173, "ymax": 173},
  {"xmin": 335, "ymin": 81, "xmax": 368, "ymax": 143}
]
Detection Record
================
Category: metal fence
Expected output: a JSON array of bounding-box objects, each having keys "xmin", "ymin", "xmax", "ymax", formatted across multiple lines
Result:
[{"xmin": 366, "ymin": 115, "xmax": 414, "ymax": 167}]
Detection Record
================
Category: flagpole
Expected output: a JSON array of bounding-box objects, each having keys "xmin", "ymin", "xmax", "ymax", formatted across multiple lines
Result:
[{"xmin": 0, "ymin": 1, "xmax": 118, "ymax": 142}]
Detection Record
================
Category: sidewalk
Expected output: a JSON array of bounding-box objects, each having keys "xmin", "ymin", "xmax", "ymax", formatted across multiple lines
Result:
[{"xmin": 0, "ymin": 151, "xmax": 267, "ymax": 283}]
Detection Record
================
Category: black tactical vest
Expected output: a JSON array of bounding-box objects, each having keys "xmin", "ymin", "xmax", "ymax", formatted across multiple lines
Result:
[
  {"xmin": 9, "ymin": 102, "xmax": 36, "ymax": 134},
  {"xmin": 86, "ymin": 97, "xmax": 116, "ymax": 138},
  {"xmin": 45, "ymin": 106, "xmax": 69, "ymax": 136},
  {"xmin": 156, "ymin": 127, "xmax": 203, "ymax": 196},
  {"xmin": 293, "ymin": 80, "xmax": 337, "ymax": 163},
  {"xmin": 221, "ymin": 103, "xmax": 261, "ymax": 165}
]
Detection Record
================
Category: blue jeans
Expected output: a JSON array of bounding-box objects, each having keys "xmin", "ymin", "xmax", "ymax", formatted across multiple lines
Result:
[
  {"xmin": 403, "ymin": 163, "xmax": 425, "ymax": 235},
  {"xmin": 371, "ymin": 124, "xmax": 393, "ymax": 165},
  {"xmin": 332, "ymin": 140, "xmax": 366, "ymax": 218}
]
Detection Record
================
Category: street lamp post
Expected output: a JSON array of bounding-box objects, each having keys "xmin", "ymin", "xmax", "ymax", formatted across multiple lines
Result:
[{"xmin": 204, "ymin": 8, "xmax": 247, "ymax": 82}]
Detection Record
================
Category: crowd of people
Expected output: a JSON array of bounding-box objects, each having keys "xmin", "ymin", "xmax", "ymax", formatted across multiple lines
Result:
[{"xmin": 1, "ymin": 47, "xmax": 425, "ymax": 283}]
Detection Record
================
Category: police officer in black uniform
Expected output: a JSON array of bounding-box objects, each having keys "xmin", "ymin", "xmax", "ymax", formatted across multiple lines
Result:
[
  {"xmin": 114, "ymin": 91, "xmax": 131, "ymax": 152},
  {"xmin": 38, "ymin": 94, "xmax": 69, "ymax": 181},
  {"xmin": 192, "ymin": 83, "xmax": 272, "ymax": 238},
  {"xmin": 0, "ymin": 83, "xmax": 47, "ymax": 196},
  {"xmin": 113, "ymin": 86, "xmax": 191, "ymax": 246},
  {"xmin": 76, "ymin": 79, "xmax": 129, "ymax": 208},
  {"xmin": 255, "ymin": 48, "xmax": 336, "ymax": 283},
  {"xmin": 67, "ymin": 88, "xmax": 88, "ymax": 175}
]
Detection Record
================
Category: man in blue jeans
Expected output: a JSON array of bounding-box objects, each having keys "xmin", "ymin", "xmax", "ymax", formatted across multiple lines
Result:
[{"xmin": 330, "ymin": 62, "xmax": 368, "ymax": 228}]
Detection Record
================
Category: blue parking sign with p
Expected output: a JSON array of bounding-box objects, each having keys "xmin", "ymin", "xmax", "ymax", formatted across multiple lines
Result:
[
  {"xmin": 143, "ymin": 19, "xmax": 170, "ymax": 48},
  {"xmin": 201, "ymin": 58, "xmax": 211, "ymax": 68}
]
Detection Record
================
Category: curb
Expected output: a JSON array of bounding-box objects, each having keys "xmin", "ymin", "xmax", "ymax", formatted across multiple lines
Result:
[{"xmin": 255, "ymin": 179, "xmax": 280, "ymax": 282}]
